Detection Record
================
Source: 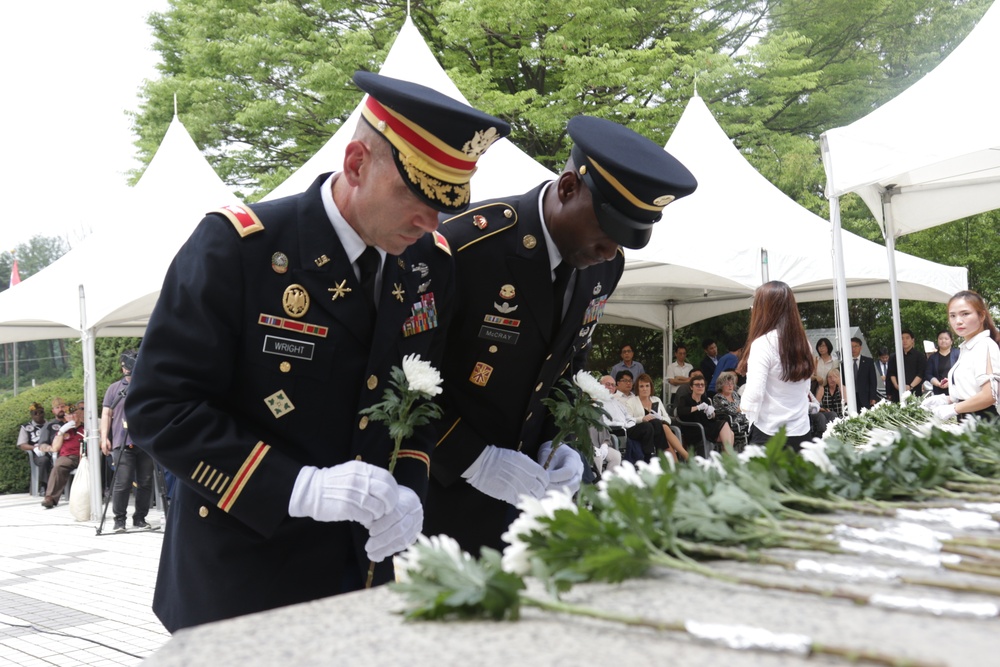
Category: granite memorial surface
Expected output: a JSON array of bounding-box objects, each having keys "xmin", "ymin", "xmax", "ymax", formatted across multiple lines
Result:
[{"xmin": 144, "ymin": 507, "xmax": 999, "ymax": 667}]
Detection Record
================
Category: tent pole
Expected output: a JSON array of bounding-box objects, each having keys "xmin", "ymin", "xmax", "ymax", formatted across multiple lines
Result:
[
  {"xmin": 664, "ymin": 302, "xmax": 674, "ymax": 403},
  {"xmin": 79, "ymin": 285, "xmax": 102, "ymax": 521},
  {"xmin": 881, "ymin": 193, "xmax": 907, "ymax": 405},
  {"xmin": 829, "ymin": 196, "xmax": 857, "ymax": 415}
]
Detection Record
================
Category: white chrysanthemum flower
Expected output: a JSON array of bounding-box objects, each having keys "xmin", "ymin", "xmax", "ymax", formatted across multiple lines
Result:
[
  {"xmin": 396, "ymin": 533, "xmax": 470, "ymax": 582},
  {"xmin": 636, "ymin": 456, "xmax": 667, "ymax": 477},
  {"xmin": 573, "ymin": 370, "xmax": 611, "ymax": 402},
  {"xmin": 501, "ymin": 489, "xmax": 578, "ymax": 574},
  {"xmin": 737, "ymin": 444, "xmax": 767, "ymax": 463},
  {"xmin": 693, "ymin": 451, "xmax": 727, "ymax": 477},
  {"xmin": 800, "ymin": 439, "xmax": 839, "ymax": 475},
  {"xmin": 401, "ymin": 353, "xmax": 443, "ymax": 397},
  {"xmin": 866, "ymin": 428, "xmax": 900, "ymax": 449}
]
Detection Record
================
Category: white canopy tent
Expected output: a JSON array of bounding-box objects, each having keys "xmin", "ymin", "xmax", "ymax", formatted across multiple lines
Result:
[
  {"xmin": 602, "ymin": 95, "xmax": 967, "ymax": 384},
  {"xmin": 0, "ymin": 113, "xmax": 239, "ymax": 517},
  {"xmin": 264, "ymin": 16, "xmax": 555, "ymax": 203},
  {"xmin": 821, "ymin": 1, "xmax": 1000, "ymax": 413}
]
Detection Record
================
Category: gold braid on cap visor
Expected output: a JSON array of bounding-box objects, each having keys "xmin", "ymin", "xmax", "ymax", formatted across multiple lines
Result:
[{"xmin": 586, "ymin": 157, "xmax": 664, "ymax": 213}]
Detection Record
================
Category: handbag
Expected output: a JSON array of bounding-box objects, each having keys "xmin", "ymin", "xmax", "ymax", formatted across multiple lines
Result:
[{"xmin": 69, "ymin": 455, "xmax": 91, "ymax": 521}]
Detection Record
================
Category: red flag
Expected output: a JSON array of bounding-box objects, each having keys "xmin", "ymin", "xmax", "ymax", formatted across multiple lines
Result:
[{"xmin": 9, "ymin": 259, "xmax": 21, "ymax": 287}]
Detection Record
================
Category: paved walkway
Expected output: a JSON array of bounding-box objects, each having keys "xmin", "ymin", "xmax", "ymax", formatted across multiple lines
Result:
[{"xmin": 0, "ymin": 493, "xmax": 169, "ymax": 666}]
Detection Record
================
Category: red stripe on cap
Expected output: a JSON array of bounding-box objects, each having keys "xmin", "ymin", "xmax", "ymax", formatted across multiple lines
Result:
[{"xmin": 365, "ymin": 97, "xmax": 477, "ymax": 172}]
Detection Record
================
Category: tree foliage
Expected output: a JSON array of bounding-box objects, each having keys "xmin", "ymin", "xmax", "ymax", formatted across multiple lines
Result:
[{"xmin": 128, "ymin": 0, "xmax": 996, "ymax": 357}]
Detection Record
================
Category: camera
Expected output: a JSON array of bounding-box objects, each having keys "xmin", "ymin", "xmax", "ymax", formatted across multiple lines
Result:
[{"xmin": 120, "ymin": 349, "xmax": 139, "ymax": 374}]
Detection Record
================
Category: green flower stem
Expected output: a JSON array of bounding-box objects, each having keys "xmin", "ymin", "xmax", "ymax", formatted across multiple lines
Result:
[
  {"xmin": 920, "ymin": 488, "xmax": 1000, "ymax": 502},
  {"xmin": 675, "ymin": 539, "xmax": 796, "ymax": 568},
  {"xmin": 522, "ymin": 595, "xmax": 943, "ymax": 667},
  {"xmin": 900, "ymin": 575, "xmax": 1000, "ymax": 597},
  {"xmin": 943, "ymin": 480, "xmax": 1000, "ymax": 495},
  {"xmin": 776, "ymin": 490, "xmax": 895, "ymax": 516},
  {"xmin": 942, "ymin": 561, "xmax": 1000, "ymax": 579},
  {"xmin": 941, "ymin": 543, "xmax": 1000, "ymax": 563},
  {"xmin": 945, "ymin": 536, "xmax": 1000, "ymax": 551}
]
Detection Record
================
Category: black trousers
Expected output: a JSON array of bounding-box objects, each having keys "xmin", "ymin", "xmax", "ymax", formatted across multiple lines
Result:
[
  {"xmin": 748, "ymin": 425, "xmax": 812, "ymax": 452},
  {"xmin": 112, "ymin": 446, "xmax": 155, "ymax": 521}
]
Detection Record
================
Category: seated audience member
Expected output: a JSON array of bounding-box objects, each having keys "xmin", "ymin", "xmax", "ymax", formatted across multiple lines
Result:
[
  {"xmin": 712, "ymin": 371, "xmax": 749, "ymax": 446},
  {"xmin": 635, "ymin": 373, "xmax": 688, "ymax": 461},
  {"xmin": 820, "ymin": 369, "xmax": 845, "ymax": 418},
  {"xmin": 41, "ymin": 402, "xmax": 84, "ymax": 509},
  {"xmin": 611, "ymin": 371, "xmax": 656, "ymax": 461},
  {"xmin": 673, "ymin": 368, "xmax": 703, "ymax": 407},
  {"xmin": 678, "ymin": 375, "xmax": 734, "ymax": 451},
  {"xmin": 610, "ymin": 344, "xmax": 645, "ymax": 384},
  {"xmin": 17, "ymin": 402, "xmax": 54, "ymax": 488},
  {"xmin": 589, "ymin": 380, "xmax": 625, "ymax": 479}
]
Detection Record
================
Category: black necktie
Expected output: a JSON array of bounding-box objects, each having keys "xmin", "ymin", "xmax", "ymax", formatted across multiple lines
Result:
[
  {"xmin": 356, "ymin": 246, "xmax": 381, "ymax": 310},
  {"xmin": 854, "ymin": 357, "xmax": 860, "ymax": 379},
  {"xmin": 552, "ymin": 262, "xmax": 574, "ymax": 336}
]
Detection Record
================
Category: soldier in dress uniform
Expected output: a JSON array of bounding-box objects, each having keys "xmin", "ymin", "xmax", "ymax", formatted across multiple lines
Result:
[
  {"xmin": 424, "ymin": 115, "xmax": 698, "ymax": 554},
  {"xmin": 124, "ymin": 71, "xmax": 509, "ymax": 633}
]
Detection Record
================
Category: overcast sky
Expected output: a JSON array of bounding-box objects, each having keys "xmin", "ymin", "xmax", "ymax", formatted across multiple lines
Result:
[{"xmin": 1, "ymin": 0, "xmax": 169, "ymax": 252}]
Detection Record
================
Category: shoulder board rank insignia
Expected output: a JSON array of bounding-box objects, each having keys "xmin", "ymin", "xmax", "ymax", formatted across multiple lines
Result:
[
  {"xmin": 433, "ymin": 231, "xmax": 451, "ymax": 255},
  {"xmin": 213, "ymin": 204, "xmax": 264, "ymax": 238}
]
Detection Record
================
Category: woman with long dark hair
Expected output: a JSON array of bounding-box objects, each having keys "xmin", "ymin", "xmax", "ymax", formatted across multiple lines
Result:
[
  {"xmin": 737, "ymin": 281, "xmax": 814, "ymax": 450},
  {"xmin": 924, "ymin": 290, "xmax": 1000, "ymax": 420}
]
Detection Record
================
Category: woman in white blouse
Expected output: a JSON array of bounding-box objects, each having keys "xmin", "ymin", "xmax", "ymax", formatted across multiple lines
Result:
[
  {"xmin": 924, "ymin": 290, "xmax": 1000, "ymax": 420},
  {"xmin": 737, "ymin": 281, "xmax": 815, "ymax": 450}
]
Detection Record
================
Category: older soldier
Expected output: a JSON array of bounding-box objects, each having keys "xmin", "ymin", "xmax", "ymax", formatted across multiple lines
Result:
[
  {"xmin": 125, "ymin": 72, "xmax": 509, "ymax": 632},
  {"xmin": 425, "ymin": 116, "xmax": 697, "ymax": 554}
]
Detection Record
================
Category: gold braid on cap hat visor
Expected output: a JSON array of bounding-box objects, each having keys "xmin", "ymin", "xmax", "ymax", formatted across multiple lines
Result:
[
  {"xmin": 586, "ymin": 157, "xmax": 664, "ymax": 213},
  {"xmin": 361, "ymin": 97, "xmax": 487, "ymax": 183}
]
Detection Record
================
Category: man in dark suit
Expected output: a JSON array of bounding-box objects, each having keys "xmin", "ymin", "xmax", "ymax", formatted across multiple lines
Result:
[
  {"xmin": 850, "ymin": 337, "xmax": 879, "ymax": 410},
  {"xmin": 699, "ymin": 339, "xmax": 719, "ymax": 397},
  {"xmin": 423, "ymin": 116, "xmax": 697, "ymax": 555},
  {"xmin": 124, "ymin": 72, "xmax": 509, "ymax": 633}
]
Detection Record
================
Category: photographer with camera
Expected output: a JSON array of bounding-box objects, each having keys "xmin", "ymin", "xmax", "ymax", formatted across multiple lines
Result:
[{"xmin": 101, "ymin": 350, "xmax": 154, "ymax": 532}]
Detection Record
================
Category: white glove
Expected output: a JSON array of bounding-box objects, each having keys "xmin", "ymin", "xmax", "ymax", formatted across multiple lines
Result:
[
  {"xmin": 537, "ymin": 441, "xmax": 585, "ymax": 495},
  {"xmin": 695, "ymin": 403, "xmax": 708, "ymax": 412},
  {"xmin": 704, "ymin": 405, "xmax": 716, "ymax": 419},
  {"xmin": 597, "ymin": 443, "xmax": 609, "ymax": 459},
  {"xmin": 807, "ymin": 401, "xmax": 820, "ymax": 415},
  {"xmin": 58, "ymin": 420, "xmax": 77, "ymax": 434},
  {"xmin": 932, "ymin": 404, "xmax": 958, "ymax": 421},
  {"xmin": 922, "ymin": 394, "xmax": 952, "ymax": 409},
  {"xmin": 365, "ymin": 485, "xmax": 422, "ymax": 562},
  {"xmin": 288, "ymin": 461, "xmax": 398, "ymax": 528},
  {"xmin": 462, "ymin": 445, "xmax": 549, "ymax": 506}
]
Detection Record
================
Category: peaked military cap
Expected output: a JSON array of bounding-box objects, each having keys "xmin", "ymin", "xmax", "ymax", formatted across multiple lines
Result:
[
  {"xmin": 568, "ymin": 115, "xmax": 697, "ymax": 249},
  {"xmin": 353, "ymin": 71, "xmax": 512, "ymax": 214}
]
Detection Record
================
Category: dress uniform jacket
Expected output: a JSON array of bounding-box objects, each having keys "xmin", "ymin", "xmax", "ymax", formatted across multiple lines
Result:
[
  {"xmin": 423, "ymin": 183, "xmax": 624, "ymax": 554},
  {"xmin": 125, "ymin": 173, "xmax": 453, "ymax": 632}
]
